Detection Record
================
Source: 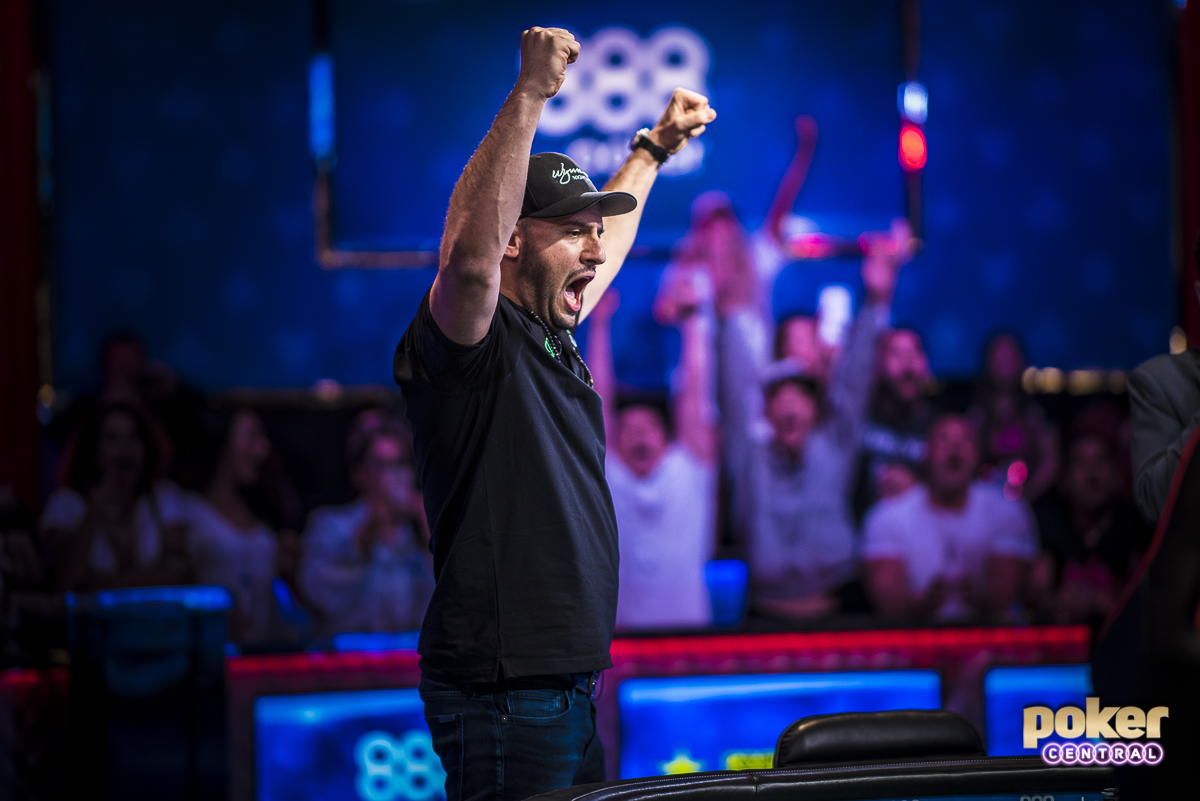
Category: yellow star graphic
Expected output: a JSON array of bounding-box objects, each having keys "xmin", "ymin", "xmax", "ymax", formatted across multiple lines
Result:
[{"xmin": 661, "ymin": 751, "xmax": 703, "ymax": 774}]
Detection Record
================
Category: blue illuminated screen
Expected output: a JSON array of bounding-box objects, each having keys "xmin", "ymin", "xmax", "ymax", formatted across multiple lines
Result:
[
  {"xmin": 617, "ymin": 670, "xmax": 942, "ymax": 778},
  {"xmin": 331, "ymin": 630, "xmax": 421, "ymax": 652},
  {"xmin": 255, "ymin": 688, "xmax": 444, "ymax": 801},
  {"xmin": 984, "ymin": 664, "xmax": 1093, "ymax": 757},
  {"xmin": 92, "ymin": 585, "xmax": 233, "ymax": 611}
]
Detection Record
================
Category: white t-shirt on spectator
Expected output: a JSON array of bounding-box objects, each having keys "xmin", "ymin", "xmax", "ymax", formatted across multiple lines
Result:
[
  {"xmin": 39, "ymin": 481, "xmax": 188, "ymax": 575},
  {"xmin": 861, "ymin": 482, "xmax": 1038, "ymax": 615},
  {"xmin": 182, "ymin": 494, "xmax": 278, "ymax": 645},
  {"xmin": 299, "ymin": 499, "xmax": 434, "ymax": 637},
  {"xmin": 606, "ymin": 446, "xmax": 714, "ymax": 631}
]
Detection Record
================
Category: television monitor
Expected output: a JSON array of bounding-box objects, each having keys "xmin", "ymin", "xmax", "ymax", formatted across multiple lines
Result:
[
  {"xmin": 255, "ymin": 688, "xmax": 445, "ymax": 801},
  {"xmin": 617, "ymin": 669, "xmax": 942, "ymax": 778},
  {"xmin": 331, "ymin": 631, "xmax": 421, "ymax": 652},
  {"xmin": 983, "ymin": 663, "xmax": 1093, "ymax": 757}
]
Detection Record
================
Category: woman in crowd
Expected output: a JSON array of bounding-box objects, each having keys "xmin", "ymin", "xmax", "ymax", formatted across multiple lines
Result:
[
  {"xmin": 40, "ymin": 402, "xmax": 190, "ymax": 591},
  {"xmin": 970, "ymin": 333, "xmax": 1060, "ymax": 502},
  {"xmin": 185, "ymin": 407, "xmax": 295, "ymax": 647}
]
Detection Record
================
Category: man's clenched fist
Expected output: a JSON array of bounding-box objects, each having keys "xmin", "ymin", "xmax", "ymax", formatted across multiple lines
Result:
[
  {"xmin": 648, "ymin": 88, "xmax": 718, "ymax": 155},
  {"xmin": 516, "ymin": 27, "xmax": 579, "ymax": 100}
]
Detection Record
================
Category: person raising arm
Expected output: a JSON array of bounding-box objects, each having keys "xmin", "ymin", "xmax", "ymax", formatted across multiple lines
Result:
[
  {"xmin": 588, "ymin": 273, "xmax": 719, "ymax": 631},
  {"xmin": 394, "ymin": 26, "xmax": 715, "ymax": 801},
  {"xmin": 432, "ymin": 27, "xmax": 715, "ymax": 346}
]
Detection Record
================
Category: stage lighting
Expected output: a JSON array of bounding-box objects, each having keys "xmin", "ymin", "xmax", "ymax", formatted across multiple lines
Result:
[
  {"xmin": 899, "ymin": 124, "xmax": 927, "ymax": 171},
  {"xmin": 897, "ymin": 82, "xmax": 928, "ymax": 124},
  {"xmin": 309, "ymin": 54, "xmax": 335, "ymax": 161}
]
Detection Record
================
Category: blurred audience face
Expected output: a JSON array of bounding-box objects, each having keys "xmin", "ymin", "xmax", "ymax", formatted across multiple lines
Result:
[
  {"xmin": 878, "ymin": 329, "xmax": 929, "ymax": 404},
  {"xmin": 358, "ymin": 434, "xmax": 417, "ymax": 510},
  {"xmin": 97, "ymin": 409, "xmax": 146, "ymax": 493},
  {"xmin": 1062, "ymin": 436, "xmax": 1116, "ymax": 514},
  {"xmin": 926, "ymin": 416, "xmax": 979, "ymax": 500},
  {"xmin": 685, "ymin": 195, "xmax": 755, "ymax": 314},
  {"xmin": 223, "ymin": 409, "xmax": 271, "ymax": 488},
  {"xmin": 985, "ymin": 334, "xmax": 1025, "ymax": 390},
  {"xmin": 777, "ymin": 316, "xmax": 827, "ymax": 378},
  {"xmin": 699, "ymin": 213, "xmax": 741, "ymax": 262},
  {"xmin": 618, "ymin": 406, "xmax": 669, "ymax": 478},
  {"xmin": 766, "ymin": 382, "xmax": 819, "ymax": 456}
]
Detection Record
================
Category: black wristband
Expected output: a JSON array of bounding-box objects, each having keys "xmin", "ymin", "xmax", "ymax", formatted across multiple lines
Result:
[{"xmin": 630, "ymin": 128, "xmax": 670, "ymax": 165}]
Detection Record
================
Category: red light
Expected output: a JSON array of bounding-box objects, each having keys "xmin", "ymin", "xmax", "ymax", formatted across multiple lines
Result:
[
  {"xmin": 226, "ymin": 650, "xmax": 421, "ymax": 676},
  {"xmin": 899, "ymin": 125, "xmax": 926, "ymax": 171},
  {"xmin": 786, "ymin": 232, "xmax": 838, "ymax": 260},
  {"xmin": 608, "ymin": 625, "xmax": 1091, "ymax": 661}
]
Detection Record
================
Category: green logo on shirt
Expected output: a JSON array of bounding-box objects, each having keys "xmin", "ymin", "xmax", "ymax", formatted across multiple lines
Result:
[{"xmin": 543, "ymin": 338, "xmax": 555, "ymax": 357}]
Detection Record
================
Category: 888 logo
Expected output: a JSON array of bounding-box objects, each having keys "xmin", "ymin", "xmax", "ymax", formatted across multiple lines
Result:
[
  {"xmin": 354, "ymin": 730, "xmax": 447, "ymax": 801},
  {"xmin": 538, "ymin": 26, "xmax": 711, "ymax": 177}
]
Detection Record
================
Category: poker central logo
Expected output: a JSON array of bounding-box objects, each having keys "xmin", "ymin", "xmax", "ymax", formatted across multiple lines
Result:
[
  {"xmin": 537, "ymin": 26, "xmax": 711, "ymax": 177},
  {"xmin": 1023, "ymin": 699, "xmax": 1168, "ymax": 766}
]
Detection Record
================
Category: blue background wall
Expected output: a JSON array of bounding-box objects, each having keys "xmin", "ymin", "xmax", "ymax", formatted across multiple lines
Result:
[{"xmin": 49, "ymin": 0, "xmax": 1176, "ymax": 392}]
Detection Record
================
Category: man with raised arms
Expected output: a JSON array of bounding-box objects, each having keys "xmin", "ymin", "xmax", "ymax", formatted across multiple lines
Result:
[{"xmin": 393, "ymin": 26, "xmax": 715, "ymax": 801}]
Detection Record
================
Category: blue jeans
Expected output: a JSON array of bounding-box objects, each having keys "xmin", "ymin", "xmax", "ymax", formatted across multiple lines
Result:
[{"xmin": 419, "ymin": 674, "xmax": 606, "ymax": 801}]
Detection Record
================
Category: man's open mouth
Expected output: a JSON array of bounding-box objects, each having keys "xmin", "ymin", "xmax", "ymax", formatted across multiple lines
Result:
[{"xmin": 563, "ymin": 273, "xmax": 595, "ymax": 314}]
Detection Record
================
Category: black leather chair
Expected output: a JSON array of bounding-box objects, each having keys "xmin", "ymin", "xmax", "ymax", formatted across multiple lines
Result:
[
  {"xmin": 773, "ymin": 709, "xmax": 984, "ymax": 766},
  {"xmin": 529, "ymin": 710, "xmax": 1112, "ymax": 801}
]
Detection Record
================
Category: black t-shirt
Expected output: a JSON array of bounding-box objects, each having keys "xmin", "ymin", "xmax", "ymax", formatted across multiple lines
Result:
[{"xmin": 393, "ymin": 291, "xmax": 618, "ymax": 682}]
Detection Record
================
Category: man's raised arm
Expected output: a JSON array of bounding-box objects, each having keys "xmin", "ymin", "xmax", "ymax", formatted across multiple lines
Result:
[
  {"xmin": 578, "ymin": 89, "xmax": 717, "ymax": 322},
  {"xmin": 431, "ymin": 27, "xmax": 579, "ymax": 345}
]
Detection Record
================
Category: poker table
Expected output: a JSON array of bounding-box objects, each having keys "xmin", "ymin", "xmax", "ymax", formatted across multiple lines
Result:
[{"xmin": 228, "ymin": 625, "xmax": 1094, "ymax": 801}]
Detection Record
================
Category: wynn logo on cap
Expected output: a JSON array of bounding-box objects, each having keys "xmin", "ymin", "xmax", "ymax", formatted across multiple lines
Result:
[
  {"xmin": 521, "ymin": 152, "xmax": 636, "ymax": 219},
  {"xmin": 551, "ymin": 164, "xmax": 589, "ymax": 185}
]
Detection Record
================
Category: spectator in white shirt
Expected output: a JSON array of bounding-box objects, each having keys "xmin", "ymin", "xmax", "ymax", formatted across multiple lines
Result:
[
  {"xmin": 862, "ymin": 413, "xmax": 1037, "ymax": 622},
  {"xmin": 41, "ymin": 402, "xmax": 190, "ymax": 591},
  {"xmin": 299, "ymin": 421, "xmax": 434, "ymax": 637},
  {"xmin": 586, "ymin": 272, "xmax": 718, "ymax": 631}
]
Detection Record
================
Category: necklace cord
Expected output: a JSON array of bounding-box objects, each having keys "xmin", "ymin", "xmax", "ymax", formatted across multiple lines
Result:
[{"xmin": 524, "ymin": 307, "xmax": 594, "ymax": 388}]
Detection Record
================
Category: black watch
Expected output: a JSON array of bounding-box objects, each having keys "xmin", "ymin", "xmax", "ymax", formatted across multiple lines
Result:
[{"xmin": 630, "ymin": 128, "xmax": 670, "ymax": 165}]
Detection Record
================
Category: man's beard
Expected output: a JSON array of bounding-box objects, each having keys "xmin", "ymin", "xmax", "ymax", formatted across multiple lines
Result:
[{"xmin": 518, "ymin": 251, "xmax": 580, "ymax": 331}]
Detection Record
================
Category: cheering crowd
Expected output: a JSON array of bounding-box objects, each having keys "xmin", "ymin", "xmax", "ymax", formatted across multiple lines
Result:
[
  {"xmin": 0, "ymin": 197, "xmax": 1153, "ymax": 654},
  {"xmin": 593, "ymin": 191, "xmax": 1150, "ymax": 633}
]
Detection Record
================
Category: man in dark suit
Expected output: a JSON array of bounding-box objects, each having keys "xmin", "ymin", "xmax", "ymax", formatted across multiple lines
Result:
[
  {"xmin": 1129, "ymin": 281, "xmax": 1200, "ymax": 523},
  {"xmin": 1113, "ymin": 263, "xmax": 1200, "ymax": 798}
]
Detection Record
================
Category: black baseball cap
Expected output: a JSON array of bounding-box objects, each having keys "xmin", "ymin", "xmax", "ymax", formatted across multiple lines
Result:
[{"xmin": 520, "ymin": 153, "xmax": 637, "ymax": 219}]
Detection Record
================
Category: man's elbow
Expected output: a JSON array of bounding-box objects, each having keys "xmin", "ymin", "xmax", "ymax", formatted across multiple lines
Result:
[
  {"xmin": 439, "ymin": 238, "xmax": 502, "ymax": 278},
  {"xmin": 436, "ymin": 253, "xmax": 500, "ymax": 294}
]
